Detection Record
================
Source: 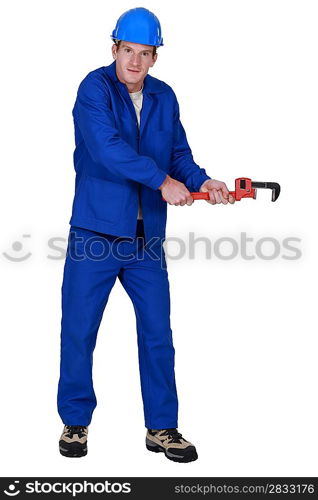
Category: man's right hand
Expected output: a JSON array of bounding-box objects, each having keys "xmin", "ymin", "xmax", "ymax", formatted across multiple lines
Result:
[{"xmin": 159, "ymin": 175, "xmax": 193, "ymax": 206}]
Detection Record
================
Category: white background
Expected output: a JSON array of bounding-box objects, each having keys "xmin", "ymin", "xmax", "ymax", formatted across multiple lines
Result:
[{"xmin": 0, "ymin": 0, "xmax": 317, "ymax": 477}]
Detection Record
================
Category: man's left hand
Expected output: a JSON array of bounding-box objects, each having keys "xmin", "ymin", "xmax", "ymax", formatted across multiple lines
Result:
[{"xmin": 199, "ymin": 179, "xmax": 235, "ymax": 205}]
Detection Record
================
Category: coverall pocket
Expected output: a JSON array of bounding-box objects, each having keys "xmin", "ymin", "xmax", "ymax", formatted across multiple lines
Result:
[{"xmin": 79, "ymin": 175, "xmax": 125, "ymax": 225}]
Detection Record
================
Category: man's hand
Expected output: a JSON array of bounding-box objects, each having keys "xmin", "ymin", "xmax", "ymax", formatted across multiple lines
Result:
[
  {"xmin": 159, "ymin": 175, "xmax": 194, "ymax": 206},
  {"xmin": 199, "ymin": 179, "xmax": 235, "ymax": 205}
]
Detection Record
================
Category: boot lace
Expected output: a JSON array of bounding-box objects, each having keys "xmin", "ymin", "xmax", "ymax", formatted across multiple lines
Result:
[
  {"xmin": 65, "ymin": 425, "xmax": 86, "ymax": 438},
  {"xmin": 161, "ymin": 428, "xmax": 183, "ymax": 444}
]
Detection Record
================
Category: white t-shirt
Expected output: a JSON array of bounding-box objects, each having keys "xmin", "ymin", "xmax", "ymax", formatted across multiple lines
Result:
[{"xmin": 129, "ymin": 86, "xmax": 144, "ymax": 220}]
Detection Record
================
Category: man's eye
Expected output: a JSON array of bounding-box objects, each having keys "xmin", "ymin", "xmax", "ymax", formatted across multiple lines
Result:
[
  {"xmin": 143, "ymin": 52, "xmax": 149, "ymax": 56},
  {"xmin": 125, "ymin": 48, "xmax": 131, "ymax": 53}
]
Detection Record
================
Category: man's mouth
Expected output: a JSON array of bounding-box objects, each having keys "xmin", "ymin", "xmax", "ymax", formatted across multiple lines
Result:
[{"xmin": 127, "ymin": 68, "xmax": 140, "ymax": 73}]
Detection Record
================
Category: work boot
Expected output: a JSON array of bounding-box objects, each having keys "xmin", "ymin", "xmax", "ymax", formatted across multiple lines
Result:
[
  {"xmin": 146, "ymin": 428, "xmax": 198, "ymax": 463},
  {"xmin": 59, "ymin": 425, "xmax": 88, "ymax": 457}
]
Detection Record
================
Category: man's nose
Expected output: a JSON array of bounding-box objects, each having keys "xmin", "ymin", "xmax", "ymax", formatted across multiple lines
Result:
[{"xmin": 130, "ymin": 53, "xmax": 141, "ymax": 65}]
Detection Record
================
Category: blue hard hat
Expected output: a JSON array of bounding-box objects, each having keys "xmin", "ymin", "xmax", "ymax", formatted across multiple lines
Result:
[{"xmin": 111, "ymin": 7, "xmax": 164, "ymax": 47}]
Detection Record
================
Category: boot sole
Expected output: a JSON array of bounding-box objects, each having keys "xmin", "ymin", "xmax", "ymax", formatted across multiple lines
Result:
[
  {"xmin": 146, "ymin": 441, "xmax": 198, "ymax": 463},
  {"xmin": 59, "ymin": 442, "xmax": 87, "ymax": 458}
]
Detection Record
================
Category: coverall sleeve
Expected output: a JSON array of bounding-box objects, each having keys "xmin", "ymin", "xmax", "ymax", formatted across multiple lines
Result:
[
  {"xmin": 169, "ymin": 95, "xmax": 212, "ymax": 192},
  {"xmin": 73, "ymin": 74, "xmax": 168, "ymax": 190}
]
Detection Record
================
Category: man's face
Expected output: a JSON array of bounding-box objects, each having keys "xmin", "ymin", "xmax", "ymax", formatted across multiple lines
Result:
[{"xmin": 112, "ymin": 41, "xmax": 157, "ymax": 90}]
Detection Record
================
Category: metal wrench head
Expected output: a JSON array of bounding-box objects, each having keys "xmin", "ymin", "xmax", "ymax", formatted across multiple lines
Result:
[{"xmin": 251, "ymin": 181, "xmax": 281, "ymax": 202}]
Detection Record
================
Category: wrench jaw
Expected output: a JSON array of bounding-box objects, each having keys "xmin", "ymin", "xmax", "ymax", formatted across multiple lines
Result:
[
  {"xmin": 251, "ymin": 181, "xmax": 281, "ymax": 202},
  {"xmin": 270, "ymin": 182, "xmax": 281, "ymax": 202},
  {"xmin": 253, "ymin": 189, "xmax": 257, "ymax": 200}
]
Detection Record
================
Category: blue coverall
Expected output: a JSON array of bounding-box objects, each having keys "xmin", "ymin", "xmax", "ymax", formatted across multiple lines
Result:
[{"xmin": 57, "ymin": 60, "xmax": 211, "ymax": 429}]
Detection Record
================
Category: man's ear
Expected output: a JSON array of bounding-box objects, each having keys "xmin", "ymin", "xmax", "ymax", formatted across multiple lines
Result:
[
  {"xmin": 150, "ymin": 53, "xmax": 158, "ymax": 67},
  {"xmin": 112, "ymin": 44, "xmax": 117, "ymax": 59}
]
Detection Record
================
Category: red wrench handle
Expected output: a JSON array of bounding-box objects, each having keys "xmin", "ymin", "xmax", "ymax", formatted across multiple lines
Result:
[
  {"xmin": 190, "ymin": 192, "xmax": 210, "ymax": 200},
  {"xmin": 190, "ymin": 191, "xmax": 236, "ymax": 200},
  {"xmin": 161, "ymin": 191, "xmax": 236, "ymax": 201}
]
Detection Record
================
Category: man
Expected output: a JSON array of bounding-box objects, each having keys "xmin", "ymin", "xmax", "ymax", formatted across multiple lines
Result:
[{"xmin": 57, "ymin": 7, "xmax": 235, "ymax": 463}]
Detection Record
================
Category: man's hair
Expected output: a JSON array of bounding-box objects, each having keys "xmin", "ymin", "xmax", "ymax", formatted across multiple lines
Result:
[{"xmin": 113, "ymin": 39, "xmax": 157, "ymax": 57}]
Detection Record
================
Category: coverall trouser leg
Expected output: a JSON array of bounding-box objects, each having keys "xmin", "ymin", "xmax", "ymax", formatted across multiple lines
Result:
[{"xmin": 57, "ymin": 221, "xmax": 178, "ymax": 429}]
